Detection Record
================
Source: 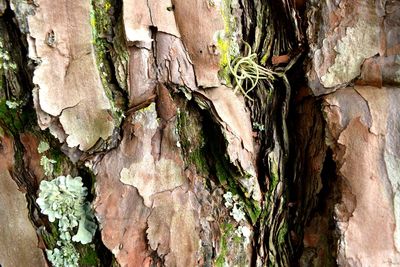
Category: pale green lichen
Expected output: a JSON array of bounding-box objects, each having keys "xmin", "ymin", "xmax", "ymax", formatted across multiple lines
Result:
[
  {"xmin": 223, "ymin": 191, "xmax": 246, "ymax": 222},
  {"xmin": 253, "ymin": 122, "xmax": 265, "ymax": 131},
  {"xmin": 5, "ymin": 100, "xmax": 20, "ymax": 109},
  {"xmin": 231, "ymin": 203, "xmax": 246, "ymax": 222},
  {"xmin": 37, "ymin": 175, "xmax": 97, "ymax": 266},
  {"xmin": 235, "ymin": 225, "xmax": 251, "ymax": 245},
  {"xmin": 36, "ymin": 175, "xmax": 97, "ymax": 243},
  {"xmin": 40, "ymin": 155, "xmax": 57, "ymax": 176},
  {"xmin": 223, "ymin": 191, "xmax": 234, "ymax": 208},
  {"xmin": 46, "ymin": 241, "xmax": 79, "ymax": 267},
  {"xmin": 37, "ymin": 140, "xmax": 50, "ymax": 153}
]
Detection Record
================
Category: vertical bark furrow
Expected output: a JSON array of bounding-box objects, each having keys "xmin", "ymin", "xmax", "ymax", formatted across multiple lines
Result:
[{"xmin": 238, "ymin": 0, "xmax": 302, "ymax": 265}]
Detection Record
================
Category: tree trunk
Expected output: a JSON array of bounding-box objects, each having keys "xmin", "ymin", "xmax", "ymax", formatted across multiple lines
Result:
[{"xmin": 0, "ymin": 0, "xmax": 399, "ymax": 266}]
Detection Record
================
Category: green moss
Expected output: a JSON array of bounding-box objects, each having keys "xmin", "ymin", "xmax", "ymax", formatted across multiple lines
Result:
[
  {"xmin": 40, "ymin": 222, "xmax": 60, "ymax": 250},
  {"xmin": 90, "ymin": 0, "xmax": 126, "ymax": 126},
  {"xmin": 78, "ymin": 244, "xmax": 100, "ymax": 266},
  {"xmin": 277, "ymin": 223, "xmax": 288, "ymax": 245},
  {"xmin": 215, "ymin": 222, "xmax": 250, "ymax": 266},
  {"xmin": 176, "ymin": 108, "xmax": 209, "ymax": 176},
  {"xmin": 242, "ymin": 197, "xmax": 261, "ymax": 224},
  {"xmin": 189, "ymin": 147, "xmax": 209, "ymax": 175},
  {"xmin": 50, "ymin": 150, "xmax": 65, "ymax": 176},
  {"xmin": 216, "ymin": 0, "xmax": 239, "ymax": 84},
  {"xmin": 215, "ymin": 223, "xmax": 234, "ymax": 267},
  {"xmin": 0, "ymin": 99, "xmax": 34, "ymax": 135},
  {"xmin": 214, "ymin": 157, "xmax": 230, "ymax": 186}
]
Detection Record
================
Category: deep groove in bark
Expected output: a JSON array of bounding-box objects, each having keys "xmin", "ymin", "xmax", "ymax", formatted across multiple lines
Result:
[
  {"xmin": 0, "ymin": 0, "xmax": 39, "ymax": 208},
  {"xmin": 239, "ymin": 0, "xmax": 302, "ymax": 265},
  {"xmin": 298, "ymin": 148, "xmax": 340, "ymax": 266}
]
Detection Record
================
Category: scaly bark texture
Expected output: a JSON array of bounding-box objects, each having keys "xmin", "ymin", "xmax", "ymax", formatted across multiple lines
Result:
[
  {"xmin": 1, "ymin": 0, "xmax": 399, "ymax": 266},
  {"xmin": 298, "ymin": 0, "xmax": 400, "ymax": 266}
]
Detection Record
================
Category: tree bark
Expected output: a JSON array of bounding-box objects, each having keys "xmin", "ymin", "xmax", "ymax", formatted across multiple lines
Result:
[{"xmin": 0, "ymin": 0, "xmax": 399, "ymax": 266}]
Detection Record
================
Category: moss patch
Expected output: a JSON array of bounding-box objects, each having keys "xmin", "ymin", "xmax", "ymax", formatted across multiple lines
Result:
[
  {"xmin": 77, "ymin": 244, "xmax": 100, "ymax": 267},
  {"xmin": 203, "ymin": 113, "xmax": 261, "ymax": 224},
  {"xmin": 216, "ymin": 0, "xmax": 240, "ymax": 84},
  {"xmin": 215, "ymin": 222, "xmax": 248, "ymax": 266},
  {"xmin": 90, "ymin": 0, "xmax": 127, "ymax": 126},
  {"xmin": 40, "ymin": 223, "xmax": 60, "ymax": 250},
  {"xmin": 176, "ymin": 103, "xmax": 210, "ymax": 177}
]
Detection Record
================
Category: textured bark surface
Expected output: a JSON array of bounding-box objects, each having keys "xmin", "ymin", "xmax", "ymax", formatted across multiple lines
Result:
[
  {"xmin": 323, "ymin": 87, "xmax": 400, "ymax": 266},
  {"xmin": 0, "ymin": 134, "xmax": 47, "ymax": 267},
  {"xmin": 28, "ymin": 0, "xmax": 116, "ymax": 151},
  {"xmin": 302, "ymin": 0, "xmax": 400, "ymax": 266},
  {"xmin": 0, "ymin": 0, "xmax": 399, "ymax": 266}
]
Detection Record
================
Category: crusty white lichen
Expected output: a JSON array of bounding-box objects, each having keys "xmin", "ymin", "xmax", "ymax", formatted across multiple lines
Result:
[
  {"xmin": 223, "ymin": 191, "xmax": 246, "ymax": 222},
  {"xmin": 321, "ymin": 19, "xmax": 380, "ymax": 88}
]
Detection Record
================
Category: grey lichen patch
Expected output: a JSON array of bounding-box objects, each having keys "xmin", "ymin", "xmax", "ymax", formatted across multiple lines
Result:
[
  {"xmin": 320, "ymin": 19, "xmax": 380, "ymax": 88},
  {"xmin": 9, "ymin": 0, "xmax": 36, "ymax": 34},
  {"xmin": 384, "ymin": 151, "xmax": 400, "ymax": 252},
  {"xmin": 60, "ymin": 103, "xmax": 114, "ymax": 151},
  {"xmin": 27, "ymin": 0, "xmax": 116, "ymax": 152},
  {"xmin": 119, "ymin": 103, "xmax": 185, "ymax": 207},
  {"xmin": 120, "ymin": 157, "xmax": 185, "ymax": 207},
  {"xmin": 146, "ymin": 189, "xmax": 200, "ymax": 267}
]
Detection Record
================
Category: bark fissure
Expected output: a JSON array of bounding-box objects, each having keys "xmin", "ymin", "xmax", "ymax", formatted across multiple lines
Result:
[
  {"xmin": 238, "ymin": 0, "xmax": 303, "ymax": 265},
  {"xmin": 2, "ymin": 0, "xmax": 399, "ymax": 266}
]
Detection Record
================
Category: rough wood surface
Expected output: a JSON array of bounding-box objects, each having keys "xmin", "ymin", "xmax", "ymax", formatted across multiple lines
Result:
[
  {"xmin": 0, "ymin": 135, "xmax": 47, "ymax": 267},
  {"xmin": 27, "ymin": 0, "xmax": 115, "ymax": 151},
  {"xmin": 1, "ymin": 0, "xmax": 399, "ymax": 266}
]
